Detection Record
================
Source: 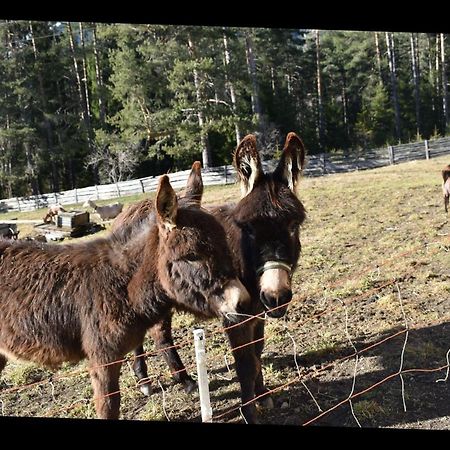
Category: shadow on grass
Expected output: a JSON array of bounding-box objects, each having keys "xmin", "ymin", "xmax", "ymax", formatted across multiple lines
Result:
[{"xmin": 207, "ymin": 321, "xmax": 450, "ymax": 428}]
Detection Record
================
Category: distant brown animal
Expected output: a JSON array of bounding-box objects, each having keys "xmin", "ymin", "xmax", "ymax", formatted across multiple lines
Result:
[
  {"xmin": 83, "ymin": 199, "xmax": 124, "ymax": 220},
  {"xmin": 0, "ymin": 175, "xmax": 250, "ymax": 419},
  {"xmin": 112, "ymin": 133, "xmax": 307, "ymax": 423},
  {"xmin": 442, "ymin": 165, "xmax": 450, "ymax": 213},
  {"xmin": 42, "ymin": 204, "xmax": 66, "ymax": 223}
]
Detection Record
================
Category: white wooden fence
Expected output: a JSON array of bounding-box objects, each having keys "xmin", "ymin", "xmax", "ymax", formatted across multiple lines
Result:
[{"xmin": 1, "ymin": 137, "xmax": 450, "ymax": 213}]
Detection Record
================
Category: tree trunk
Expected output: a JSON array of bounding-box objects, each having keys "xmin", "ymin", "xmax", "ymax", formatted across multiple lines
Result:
[
  {"xmin": 6, "ymin": 160, "xmax": 12, "ymax": 198},
  {"xmin": 315, "ymin": 30, "xmax": 325, "ymax": 150},
  {"xmin": 187, "ymin": 33, "xmax": 212, "ymax": 168},
  {"xmin": 385, "ymin": 32, "xmax": 402, "ymax": 141},
  {"xmin": 410, "ymin": 33, "xmax": 422, "ymax": 137},
  {"xmin": 244, "ymin": 30, "xmax": 263, "ymax": 129},
  {"xmin": 92, "ymin": 24, "xmax": 106, "ymax": 126},
  {"xmin": 78, "ymin": 21, "xmax": 97, "ymax": 167},
  {"xmin": 415, "ymin": 34, "xmax": 421, "ymax": 81},
  {"xmin": 24, "ymin": 141, "xmax": 40, "ymax": 196},
  {"xmin": 286, "ymin": 73, "xmax": 292, "ymax": 96},
  {"xmin": 67, "ymin": 22, "xmax": 97, "ymax": 182},
  {"xmin": 67, "ymin": 22, "xmax": 87, "ymax": 123},
  {"xmin": 5, "ymin": 21, "xmax": 41, "ymax": 195},
  {"xmin": 2, "ymin": 116, "xmax": 12, "ymax": 198},
  {"xmin": 78, "ymin": 22, "xmax": 92, "ymax": 119},
  {"xmin": 427, "ymin": 34, "xmax": 436, "ymax": 115},
  {"xmin": 435, "ymin": 34, "xmax": 441, "ymax": 108},
  {"xmin": 51, "ymin": 26, "xmax": 75, "ymax": 190},
  {"xmin": 341, "ymin": 70, "xmax": 350, "ymax": 147},
  {"xmin": 222, "ymin": 30, "xmax": 241, "ymax": 145},
  {"xmin": 270, "ymin": 67, "xmax": 276, "ymax": 96},
  {"xmin": 29, "ymin": 21, "xmax": 59, "ymax": 192},
  {"xmin": 3, "ymin": 23, "xmax": 13, "ymax": 197},
  {"xmin": 374, "ymin": 32, "xmax": 383, "ymax": 85},
  {"xmin": 440, "ymin": 33, "xmax": 448, "ymax": 130}
]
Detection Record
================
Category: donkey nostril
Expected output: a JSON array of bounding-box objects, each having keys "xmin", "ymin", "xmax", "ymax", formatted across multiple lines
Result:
[
  {"xmin": 235, "ymin": 303, "xmax": 247, "ymax": 315},
  {"xmin": 280, "ymin": 290, "xmax": 293, "ymax": 305},
  {"xmin": 260, "ymin": 290, "xmax": 292, "ymax": 317},
  {"xmin": 236, "ymin": 294, "xmax": 251, "ymax": 315},
  {"xmin": 260, "ymin": 291, "xmax": 276, "ymax": 310}
]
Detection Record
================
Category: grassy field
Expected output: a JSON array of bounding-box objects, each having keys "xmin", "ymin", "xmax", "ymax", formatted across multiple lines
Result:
[{"xmin": 0, "ymin": 155, "xmax": 449, "ymax": 429}]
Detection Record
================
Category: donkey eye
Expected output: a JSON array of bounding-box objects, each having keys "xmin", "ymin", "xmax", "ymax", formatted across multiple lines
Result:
[{"xmin": 184, "ymin": 253, "xmax": 201, "ymax": 262}]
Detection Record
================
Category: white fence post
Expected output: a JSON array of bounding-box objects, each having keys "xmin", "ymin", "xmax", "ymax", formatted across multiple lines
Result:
[
  {"xmin": 424, "ymin": 139, "xmax": 430, "ymax": 160},
  {"xmin": 193, "ymin": 328, "xmax": 212, "ymax": 423}
]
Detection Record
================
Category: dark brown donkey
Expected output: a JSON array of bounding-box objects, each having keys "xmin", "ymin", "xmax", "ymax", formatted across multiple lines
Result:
[
  {"xmin": 442, "ymin": 164, "xmax": 450, "ymax": 212},
  {"xmin": 0, "ymin": 175, "xmax": 250, "ymax": 419},
  {"xmin": 113, "ymin": 132, "xmax": 307, "ymax": 423}
]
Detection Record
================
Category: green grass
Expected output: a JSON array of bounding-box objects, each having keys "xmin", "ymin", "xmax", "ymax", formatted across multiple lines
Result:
[
  {"xmin": 4, "ymin": 362, "xmax": 53, "ymax": 386},
  {"xmin": 352, "ymin": 399, "xmax": 387, "ymax": 420}
]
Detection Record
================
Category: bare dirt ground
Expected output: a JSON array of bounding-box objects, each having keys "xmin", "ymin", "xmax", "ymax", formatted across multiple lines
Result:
[{"xmin": 0, "ymin": 155, "xmax": 449, "ymax": 431}]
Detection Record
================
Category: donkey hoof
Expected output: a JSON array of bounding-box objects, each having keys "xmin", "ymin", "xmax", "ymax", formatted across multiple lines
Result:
[
  {"xmin": 139, "ymin": 383, "xmax": 152, "ymax": 397},
  {"xmin": 257, "ymin": 396, "xmax": 274, "ymax": 409},
  {"xmin": 182, "ymin": 379, "xmax": 197, "ymax": 394}
]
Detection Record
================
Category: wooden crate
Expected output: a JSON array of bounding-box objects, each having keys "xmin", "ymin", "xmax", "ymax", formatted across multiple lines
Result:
[{"xmin": 56, "ymin": 211, "xmax": 90, "ymax": 228}]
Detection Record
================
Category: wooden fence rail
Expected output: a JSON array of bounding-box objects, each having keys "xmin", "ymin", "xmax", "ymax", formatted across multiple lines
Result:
[{"xmin": 1, "ymin": 137, "xmax": 449, "ymax": 213}]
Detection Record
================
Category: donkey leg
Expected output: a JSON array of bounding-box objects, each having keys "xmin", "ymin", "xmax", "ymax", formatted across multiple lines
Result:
[
  {"xmin": 225, "ymin": 323, "xmax": 260, "ymax": 424},
  {"xmin": 150, "ymin": 313, "xmax": 196, "ymax": 393},
  {"xmin": 89, "ymin": 359, "xmax": 123, "ymax": 419},
  {"xmin": 133, "ymin": 345, "xmax": 152, "ymax": 396},
  {"xmin": 0, "ymin": 354, "xmax": 7, "ymax": 378},
  {"xmin": 253, "ymin": 320, "xmax": 274, "ymax": 409}
]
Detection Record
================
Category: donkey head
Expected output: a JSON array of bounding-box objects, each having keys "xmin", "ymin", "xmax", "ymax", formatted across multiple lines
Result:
[
  {"xmin": 233, "ymin": 132, "xmax": 306, "ymax": 318},
  {"xmin": 155, "ymin": 175, "xmax": 251, "ymax": 322}
]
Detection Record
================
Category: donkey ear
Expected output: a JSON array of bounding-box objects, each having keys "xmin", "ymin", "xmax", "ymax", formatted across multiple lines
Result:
[
  {"xmin": 233, "ymin": 134, "xmax": 264, "ymax": 198},
  {"xmin": 156, "ymin": 175, "xmax": 178, "ymax": 231},
  {"xmin": 182, "ymin": 161, "xmax": 203, "ymax": 207},
  {"xmin": 273, "ymin": 132, "xmax": 306, "ymax": 191}
]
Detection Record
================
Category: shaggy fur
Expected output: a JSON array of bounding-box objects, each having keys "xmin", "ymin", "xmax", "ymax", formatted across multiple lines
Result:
[{"xmin": 0, "ymin": 176, "xmax": 249, "ymax": 419}]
